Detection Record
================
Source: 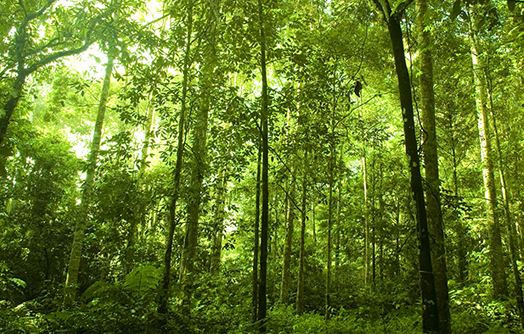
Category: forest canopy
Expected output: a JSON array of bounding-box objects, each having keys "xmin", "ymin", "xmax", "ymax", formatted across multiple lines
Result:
[{"xmin": 1, "ymin": 0, "xmax": 524, "ymax": 333}]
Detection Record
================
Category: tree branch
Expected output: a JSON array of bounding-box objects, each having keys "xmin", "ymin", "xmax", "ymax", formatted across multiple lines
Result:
[{"xmin": 25, "ymin": 8, "xmax": 114, "ymax": 75}]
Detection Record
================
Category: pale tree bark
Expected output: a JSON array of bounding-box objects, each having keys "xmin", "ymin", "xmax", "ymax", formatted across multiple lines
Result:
[
  {"xmin": 63, "ymin": 38, "xmax": 117, "ymax": 308},
  {"xmin": 369, "ymin": 1, "xmax": 440, "ymax": 331},
  {"xmin": 467, "ymin": 6, "xmax": 508, "ymax": 299},
  {"xmin": 280, "ymin": 175, "xmax": 295, "ymax": 304},
  {"xmin": 158, "ymin": 0, "xmax": 193, "ymax": 315},
  {"xmin": 179, "ymin": 70, "xmax": 211, "ymax": 281},
  {"xmin": 180, "ymin": 0, "xmax": 218, "ymax": 283},
  {"xmin": 296, "ymin": 149, "xmax": 308, "ymax": 314},
  {"xmin": 325, "ymin": 141, "xmax": 335, "ymax": 321},
  {"xmin": 362, "ymin": 140, "xmax": 370, "ymax": 286},
  {"xmin": 210, "ymin": 166, "xmax": 228, "ymax": 275},
  {"xmin": 416, "ymin": 0, "xmax": 451, "ymax": 331},
  {"xmin": 447, "ymin": 111, "xmax": 468, "ymax": 283}
]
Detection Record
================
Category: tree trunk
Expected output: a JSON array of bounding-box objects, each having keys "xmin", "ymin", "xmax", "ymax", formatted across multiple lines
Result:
[
  {"xmin": 448, "ymin": 111, "xmax": 468, "ymax": 283},
  {"xmin": 325, "ymin": 142, "xmax": 334, "ymax": 320},
  {"xmin": 158, "ymin": 0, "xmax": 193, "ymax": 315},
  {"xmin": 467, "ymin": 6, "xmax": 508, "ymax": 299},
  {"xmin": 125, "ymin": 92, "xmax": 156, "ymax": 273},
  {"xmin": 253, "ymin": 145, "xmax": 261, "ymax": 322},
  {"xmin": 369, "ymin": 2, "xmax": 440, "ymax": 330},
  {"xmin": 281, "ymin": 171, "xmax": 295, "ymax": 304},
  {"xmin": 416, "ymin": 0, "xmax": 451, "ymax": 331},
  {"xmin": 489, "ymin": 83, "xmax": 524, "ymax": 328},
  {"xmin": 363, "ymin": 150, "xmax": 370, "ymax": 286},
  {"xmin": 296, "ymin": 149, "xmax": 308, "ymax": 314},
  {"xmin": 257, "ymin": 0, "xmax": 270, "ymax": 331},
  {"xmin": 180, "ymin": 68, "xmax": 211, "ymax": 281},
  {"xmin": 210, "ymin": 166, "xmax": 228, "ymax": 275},
  {"xmin": 63, "ymin": 42, "xmax": 116, "ymax": 307}
]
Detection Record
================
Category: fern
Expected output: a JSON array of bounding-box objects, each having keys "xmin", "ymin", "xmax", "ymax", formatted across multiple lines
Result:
[{"xmin": 124, "ymin": 265, "xmax": 161, "ymax": 295}]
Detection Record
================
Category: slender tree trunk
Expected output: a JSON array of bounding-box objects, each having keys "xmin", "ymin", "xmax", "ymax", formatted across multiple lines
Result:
[
  {"xmin": 362, "ymin": 149, "xmax": 370, "ymax": 286},
  {"xmin": 257, "ymin": 0, "xmax": 270, "ymax": 331},
  {"xmin": 63, "ymin": 41, "xmax": 116, "ymax": 307},
  {"xmin": 467, "ymin": 6, "xmax": 508, "ymax": 299},
  {"xmin": 489, "ymin": 84, "xmax": 524, "ymax": 327},
  {"xmin": 158, "ymin": 0, "xmax": 193, "ymax": 315},
  {"xmin": 416, "ymin": 0, "xmax": 451, "ymax": 331},
  {"xmin": 281, "ymin": 171, "xmax": 295, "ymax": 304},
  {"xmin": 210, "ymin": 166, "xmax": 228, "ymax": 275},
  {"xmin": 369, "ymin": 2, "xmax": 439, "ymax": 330},
  {"xmin": 325, "ymin": 142, "xmax": 334, "ymax": 321},
  {"xmin": 180, "ymin": 69, "xmax": 211, "ymax": 281},
  {"xmin": 125, "ymin": 93, "xmax": 156, "ymax": 273},
  {"xmin": 312, "ymin": 198, "xmax": 317, "ymax": 243},
  {"xmin": 296, "ymin": 149, "xmax": 308, "ymax": 314},
  {"xmin": 253, "ymin": 145, "xmax": 261, "ymax": 322}
]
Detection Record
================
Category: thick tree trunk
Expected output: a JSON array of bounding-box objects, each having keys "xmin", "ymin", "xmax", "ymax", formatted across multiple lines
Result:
[
  {"xmin": 63, "ymin": 43, "xmax": 115, "ymax": 307},
  {"xmin": 0, "ymin": 74, "xmax": 26, "ymax": 145},
  {"xmin": 467, "ymin": 7, "xmax": 508, "ymax": 299},
  {"xmin": 257, "ymin": 0, "xmax": 270, "ymax": 331},
  {"xmin": 158, "ymin": 0, "xmax": 193, "ymax": 315},
  {"xmin": 296, "ymin": 149, "xmax": 308, "ymax": 314},
  {"xmin": 416, "ymin": 0, "xmax": 451, "ymax": 331}
]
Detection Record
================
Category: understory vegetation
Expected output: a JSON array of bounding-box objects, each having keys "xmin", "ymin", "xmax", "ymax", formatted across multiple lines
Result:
[{"xmin": 2, "ymin": 0, "xmax": 524, "ymax": 333}]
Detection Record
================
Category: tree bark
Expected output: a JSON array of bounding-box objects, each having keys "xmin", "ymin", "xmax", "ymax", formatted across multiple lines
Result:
[
  {"xmin": 369, "ymin": 1, "xmax": 440, "ymax": 330},
  {"xmin": 180, "ymin": 66, "xmax": 211, "ymax": 281},
  {"xmin": 257, "ymin": 0, "xmax": 270, "ymax": 331},
  {"xmin": 467, "ymin": 6, "xmax": 508, "ymax": 300},
  {"xmin": 253, "ymin": 145, "xmax": 261, "ymax": 322},
  {"xmin": 416, "ymin": 0, "xmax": 451, "ymax": 331},
  {"xmin": 281, "ymin": 170, "xmax": 295, "ymax": 304},
  {"xmin": 489, "ymin": 82, "xmax": 524, "ymax": 328},
  {"xmin": 325, "ymin": 142, "xmax": 334, "ymax": 320},
  {"xmin": 1, "ymin": 2, "xmax": 110, "ymax": 144},
  {"xmin": 63, "ymin": 41, "xmax": 116, "ymax": 308},
  {"xmin": 210, "ymin": 166, "xmax": 228, "ymax": 275},
  {"xmin": 158, "ymin": 0, "xmax": 193, "ymax": 315},
  {"xmin": 296, "ymin": 149, "xmax": 308, "ymax": 314}
]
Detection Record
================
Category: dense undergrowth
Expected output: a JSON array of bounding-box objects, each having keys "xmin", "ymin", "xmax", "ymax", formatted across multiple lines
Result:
[{"xmin": 1, "ymin": 263, "xmax": 523, "ymax": 334}]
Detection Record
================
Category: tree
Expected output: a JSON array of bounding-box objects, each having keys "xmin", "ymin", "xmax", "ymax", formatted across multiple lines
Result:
[
  {"xmin": 257, "ymin": 0, "xmax": 270, "ymax": 331},
  {"xmin": 368, "ymin": 0, "xmax": 439, "ymax": 331},
  {"xmin": 466, "ymin": 2, "xmax": 508, "ymax": 299},
  {"xmin": 157, "ymin": 0, "xmax": 194, "ymax": 315},
  {"xmin": 0, "ymin": 0, "xmax": 114, "ymax": 145},
  {"xmin": 416, "ymin": 0, "xmax": 451, "ymax": 331},
  {"xmin": 63, "ymin": 3, "xmax": 120, "ymax": 305}
]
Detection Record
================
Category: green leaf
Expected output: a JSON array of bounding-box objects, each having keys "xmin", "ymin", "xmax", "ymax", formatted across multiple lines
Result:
[
  {"xmin": 450, "ymin": 0, "xmax": 462, "ymax": 20},
  {"xmin": 81, "ymin": 281, "xmax": 107, "ymax": 300},
  {"xmin": 124, "ymin": 265, "xmax": 161, "ymax": 295}
]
